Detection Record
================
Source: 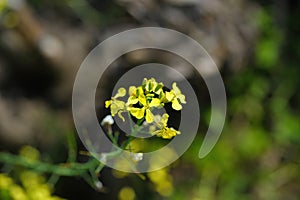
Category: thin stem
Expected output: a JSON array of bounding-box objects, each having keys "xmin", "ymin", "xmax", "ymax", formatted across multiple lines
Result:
[
  {"xmin": 122, "ymin": 115, "xmax": 145, "ymax": 149},
  {"xmin": 66, "ymin": 131, "xmax": 77, "ymax": 163},
  {"xmin": 47, "ymin": 174, "xmax": 60, "ymax": 189},
  {"xmin": 107, "ymin": 127, "xmax": 117, "ymax": 145},
  {"xmin": 0, "ymin": 152, "xmax": 99, "ymax": 177}
]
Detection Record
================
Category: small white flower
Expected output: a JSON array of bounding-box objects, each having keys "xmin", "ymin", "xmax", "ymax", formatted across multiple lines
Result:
[
  {"xmin": 101, "ymin": 115, "xmax": 114, "ymax": 126},
  {"xmin": 131, "ymin": 152, "xmax": 143, "ymax": 162},
  {"xmin": 100, "ymin": 153, "xmax": 107, "ymax": 163},
  {"xmin": 94, "ymin": 181, "xmax": 103, "ymax": 190}
]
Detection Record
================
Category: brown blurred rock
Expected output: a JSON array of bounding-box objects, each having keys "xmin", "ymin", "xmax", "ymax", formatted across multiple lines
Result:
[{"xmin": 117, "ymin": 0, "xmax": 259, "ymax": 71}]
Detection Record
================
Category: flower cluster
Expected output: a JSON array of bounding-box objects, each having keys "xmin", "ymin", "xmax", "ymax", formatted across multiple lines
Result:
[
  {"xmin": 0, "ymin": 146, "xmax": 64, "ymax": 200},
  {"xmin": 105, "ymin": 78, "xmax": 186, "ymax": 139}
]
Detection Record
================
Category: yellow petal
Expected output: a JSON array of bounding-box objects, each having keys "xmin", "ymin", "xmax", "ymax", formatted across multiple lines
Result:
[
  {"xmin": 153, "ymin": 82, "xmax": 163, "ymax": 93},
  {"xmin": 146, "ymin": 93, "xmax": 155, "ymax": 98},
  {"xmin": 110, "ymin": 104, "xmax": 119, "ymax": 116},
  {"xmin": 142, "ymin": 78, "xmax": 148, "ymax": 86},
  {"xmin": 166, "ymin": 91, "xmax": 174, "ymax": 102},
  {"xmin": 114, "ymin": 87, "xmax": 126, "ymax": 98},
  {"xmin": 162, "ymin": 128, "xmax": 178, "ymax": 139},
  {"xmin": 153, "ymin": 129, "xmax": 162, "ymax": 137},
  {"xmin": 170, "ymin": 127, "xmax": 180, "ymax": 134},
  {"xmin": 110, "ymin": 100, "xmax": 125, "ymax": 116},
  {"xmin": 155, "ymin": 113, "xmax": 168, "ymax": 128},
  {"xmin": 145, "ymin": 109, "xmax": 154, "ymax": 123},
  {"xmin": 158, "ymin": 91, "xmax": 165, "ymax": 101},
  {"xmin": 155, "ymin": 127, "xmax": 179, "ymax": 139},
  {"xmin": 155, "ymin": 89, "xmax": 162, "ymax": 95},
  {"xmin": 127, "ymin": 96, "xmax": 139, "ymax": 105},
  {"xmin": 149, "ymin": 125, "xmax": 157, "ymax": 134},
  {"xmin": 160, "ymin": 129, "xmax": 169, "ymax": 138},
  {"xmin": 129, "ymin": 86, "xmax": 137, "ymax": 96},
  {"xmin": 130, "ymin": 107, "xmax": 145, "ymax": 119},
  {"xmin": 153, "ymin": 115, "xmax": 162, "ymax": 127},
  {"xmin": 172, "ymin": 82, "xmax": 181, "ymax": 95},
  {"xmin": 118, "ymin": 112, "xmax": 125, "ymax": 122},
  {"xmin": 105, "ymin": 100, "xmax": 112, "ymax": 108},
  {"xmin": 161, "ymin": 113, "xmax": 169, "ymax": 126},
  {"xmin": 149, "ymin": 78, "xmax": 157, "ymax": 83},
  {"xmin": 114, "ymin": 100, "xmax": 126, "ymax": 109},
  {"xmin": 154, "ymin": 87, "xmax": 163, "ymax": 95},
  {"xmin": 177, "ymin": 94, "xmax": 186, "ymax": 104},
  {"xmin": 137, "ymin": 86, "xmax": 144, "ymax": 95},
  {"xmin": 149, "ymin": 98, "xmax": 161, "ymax": 107},
  {"xmin": 138, "ymin": 94, "xmax": 147, "ymax": 106},
  {"xmin": 145, "ymin": 82, "xmax": 151, "ymax": 92},
  {"xmin": 144, "ymin": 78, "xmax": 156, "ymax": 92},
  {"xmin": 172, "ymin": 98, "xmax": 182, "ymax": 110}
]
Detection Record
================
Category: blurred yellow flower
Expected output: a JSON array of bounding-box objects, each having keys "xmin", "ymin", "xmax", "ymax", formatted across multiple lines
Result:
[
  {"xmin": 148, "ymin": 168, "xmax": 174, "ymax": 197},
  {"xmin": 0, "ymin": 174, "xmax": 13, "ymax": 188},
  {"xmin": 0, "ymin": 171, "xmax": 64, "ymax": 200},
  {"xmin": 118, "ymin": 187, "xmax": 135, "ymax": 200},
  {"xmin": 0, "ymin": 0, "xmax": 7, "ymax": 14},
  {"xmin": 19, "ymin": 146, "xmax": 40, "ymax": 162}
]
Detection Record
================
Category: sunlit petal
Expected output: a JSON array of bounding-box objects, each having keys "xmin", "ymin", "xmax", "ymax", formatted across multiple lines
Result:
[
  {"xmin": 105, "ymin": 100, "xmax": 112, "ymax": 108},
  {"xmin": 149, "ymin": 125, "xmax": 157, "ymax": 134},
  {"xmin": 130, "ymin": 107, "xmax": 145, "ymax": 119},
  {"xmin": 172, "ymin": 82, "xmax": 181, "ymax": 95},
  {"xmin": 149, "ymin": 98, "xmax": 161, "ymax": 107},
  {"xmin": 114, "ymin": 87, "xmax": 126, "ymax": 98},
  {"xmin": 145, "ymin": 109, "xmax": 154, "ymax": 123},
  {"xmin": 138, "ymin": 94, "xmax": 147, "ymax": 106},
  {"xmin": 114, "ymin": 100, "xmax": 126, "ymax": 109},
  {"xmin": 129, "ymin": 86, "xmax": 137, "ymax": 96},
  {"xmin": 166, "ymin": 91, "xmax": 174, "ymax": 102},
  {"xmin": 118, "ymin": 112, "xmax": 125, "ymax": 122},
  {"xmin": 110, "ymin": 104, "xmax": 119, "ymax": 116},
  {"xmin": 177, "ymin": 94, "xmax": 186, "ymax": 104},
  {"xmin": 172, "ymin": 98, "xmax": 182, "ymax": 110},
  {"xmin": 127, "ymin": 96, "xmax": 139, "ymax": 105},
  {"xmin": 161, "ymin": 113, "xmax": 169, "ymax": 126}
]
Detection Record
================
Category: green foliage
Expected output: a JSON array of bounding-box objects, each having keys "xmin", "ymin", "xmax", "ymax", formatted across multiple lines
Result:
[{"xmin": 255, "ymin": 8, "xmax": 282, "ymax": 69}]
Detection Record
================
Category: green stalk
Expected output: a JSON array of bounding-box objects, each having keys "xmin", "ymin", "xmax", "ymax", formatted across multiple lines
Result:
[{"xmin": 0, "ymin": 152, "xmax": 100, "ymax": 177}]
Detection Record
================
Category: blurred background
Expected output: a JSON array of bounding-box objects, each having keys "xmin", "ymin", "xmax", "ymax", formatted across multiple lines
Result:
[{"xmin": 0, "ymin": 0, "xmax": 300, "ymax": 199}]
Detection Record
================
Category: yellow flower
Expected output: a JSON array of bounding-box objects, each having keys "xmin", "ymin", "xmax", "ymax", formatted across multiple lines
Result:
[
  {"xmin": 19, "ymin": 146, "xmax": 40, "ymax": 162},
  {"xmin": 0, "ymin": 0, "xmax": 7, "ymax": 14},
  {"xmin": 105, "ymin": 88, "xmax": 127, "ymax": 121},
  {"xmin": 151, "ymin": 113, "xmax": 180, "ymax": 139},
  {"xmin": 129, "ymin": 90, "xmax": 161, "ymax": 123},
  {"xmin": 148, "ymin": 168, "xmax": 174, "ymax": 197},
  {"xmin": 0, "ymin": 171, "xmax": 64, "ymax": 200},
  {"xmin": 104, "ymin": 78, "xmax": 186, "ymax": 129},
  {"xmin": 0, "ymin": 173, "xmax": 13, "ymax": 188},
  {"xmin": 118, "ymin": 187, "xmax": 136, "ymax": 200},
  {"xmin": 165, "ymin": 82, "xmax": 186, "ymax": 111},
  {"xmin": 155, "ymin": 127, "xmax": 180, "ymax": 139},
  {"xmin": 126, "ymin": 86, "xmax": 140, "ymax": 105},
  {"xmin": 143, "ymin": 78, "xmax": 164, "ymax": 95}
]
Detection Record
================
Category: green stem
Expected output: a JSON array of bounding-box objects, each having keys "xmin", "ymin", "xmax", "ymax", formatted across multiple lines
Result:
[
  {"xmin": 0, "ymin": 152, "xmax": 100, "ymax": 177},
  {"xmin": 122, "ymin": 114, "xmax": 145, "ymax": 149},
  {"xmin": 66, "ymin": 131, "xmax": 77, "ymax": 163}
]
